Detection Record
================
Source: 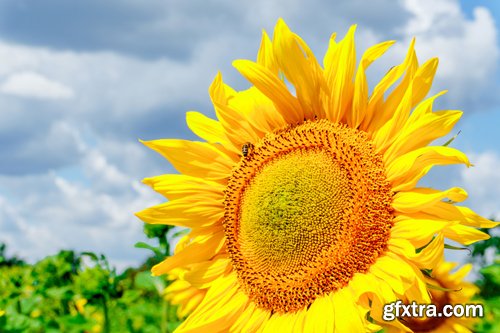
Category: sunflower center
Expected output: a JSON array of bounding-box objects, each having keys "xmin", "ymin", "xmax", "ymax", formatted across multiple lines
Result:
[
  {"xmin": 239, "ymin": 149, "xmax": 351, "ymax": 274},
  {"xmin": 223, "ymin": 120, "xmax": 394, "ymax": 313}
]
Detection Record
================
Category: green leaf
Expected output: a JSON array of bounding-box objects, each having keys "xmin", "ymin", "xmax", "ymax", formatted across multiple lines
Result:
[
  {"xmin": 480, "ymin": 265, "xmax": 500, "ymax": 285},
  {"xmin": 6, "ymin": 313, "xmax": 30, "ymax": 330},
  {"xmin": 135, "ymin": 271, "xmax": 159, "ymax": 292},
  {"xmin": 46, "ymin": 286, "xmax": 72, "ymax": 300},
  {"xmin": 0, "ymin": 314, "xmax": 6, "ymax": 329},
  {"xmin": 442, "ymin": 130, "xmax": 461, "ymax": 147},
  {"xmin": 80, "ymin": 252, "xmax": 99, "ymax": 263},
  {"xmin": 135, "ymin": 271, "xmax": 165, "ymax": 294},
  {"xmin": 119, "ymin": 290, "xmax": 142, "ymax": 304},
  {"xmin": 172, "ymin": 228, "xmax": 189, "ymax": 238},
  {"xmin": 134, "ymin": 242, "xmax": 162, "ymax": 257},
  {"xmin": 421, "ymin": 268, "xmax": 433, "ymax": 277},
  {"xmin": 19, "ymin": 296, "xmax": 41, "ymax": 314},
  {"xmin": 426, "ymin": 283, "xmax": 460, "ymax": 292},
  {"xmin": 444, "ymin": 243, "xmax": 471, "ymax": 255}
]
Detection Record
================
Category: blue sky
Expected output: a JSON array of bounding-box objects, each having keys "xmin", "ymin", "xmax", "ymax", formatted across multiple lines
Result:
[{"xmin": 0, "ymin": 0, "xmax": 498, "ymax": 270}]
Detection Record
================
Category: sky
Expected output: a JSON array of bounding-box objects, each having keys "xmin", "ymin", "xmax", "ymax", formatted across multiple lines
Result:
[{"xmin": 0, "ymin": 0, "xmax": 498, "ymax": 271}]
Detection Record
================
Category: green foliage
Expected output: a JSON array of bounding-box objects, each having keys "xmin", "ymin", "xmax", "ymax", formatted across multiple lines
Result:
[
  {"xmin": 471, "ymin": 227, "xmax": 500, "ymax": 333},
  {"xmin": 0, "ymin": 243, "xmax": 25, "ymax": 267},
  {"xmin": 135, "ymin": 224, "xmax": 173, "ymax": 264},
  {"xmin": 0, "ymin": 244, "xmax": 182, "ymax": 333}
]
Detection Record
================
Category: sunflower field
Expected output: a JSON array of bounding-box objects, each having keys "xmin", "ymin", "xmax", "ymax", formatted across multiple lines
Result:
[{"xmin": 0, "ymin": 224, "xmax": 184, "ymax": 333}]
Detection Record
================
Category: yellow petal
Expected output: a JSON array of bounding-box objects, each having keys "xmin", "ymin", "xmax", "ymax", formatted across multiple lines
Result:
[
  {"xmin": 448, "ymin": 263, "xmax": 473, "ymax": 282},
  {"xmin": 141, "ymin": 139, "xmax": 233, "ymax": 181},
  {"xmin": 442, "ymin": 224, "xmax": 490, "ymax": 245},
  {"xmin": 395, "ymin": 206, "xmax": 496, "ymax": 245},
  {"xmin": 185, "ymin": 111, "xmax": 231, "ymax": 148},
  {"xmin": 363, "ymin": 38, "xmax": 416, "ymax": 132},
  {"xmin": 135, "ymin": 196, "xmax": 223, "ymax": 228},
  {"xmin": 384, "ymin": 107, "xmax": 462, "ymax": 164},
  {"xmin": 230, "ymin": 302, "xmax": 259, "ymax": 333},
  {"xmin": 332, "ymin": 287, "xmax": 366, "ymax": 333},
  {"xmin": 370, "ymin": 255, "xmax": 422, "ymax": 296},
  {"xmin": 142, "ymin": 174, "xmax": 225, "ymax": 201},
  {"xmin": 387, "ymin": 146, "xmax": 470, "ymax": 192},
  {"xmin": 408, "ymin": 90, "xmax": 447, "ymax": 120},
  {"xmin": 368, "ymin": 281, "xmax": 407, "ymax": 328},
  {"xmin": 323, "ymin": 33, "xmax": 337, "ymax": 70},
  {"xmin": 324, "ymin": 25, "xmax": 356, "ymax": 123},
  {"xmin": 422, "ymin": 201, "xmax": 499, "ymax": 228},
  {"xmin": 411, "ymin": 57, "xmax": 439, "ymax": 108},
  {"xmin": 177, "ymin": 292, "xmax": 206, "ymax": 318},
  {"xmin": 388, "ymin": 238, "xmax": 416, "ymax": 258},
  {"xmin": 175, "ymin": 274, "xmax": 247, "ymax": 333},
  {"xmin": 228, "ymin": 87, "xmax": 287, "ymax": 133},
  {"xmin": 348, "ymin": 272, "xmax": 379, "ymax": 299},
  {"xmin": 257, "ymin": 30, "xmax": 279, "ymax": 75},
  {"xmin": 168, "ymin": 285, "xmax": 201, "ymax": 306},
  {"xmin": 373, "ymin": 81, "xmax": 413, "ymax": 152},
  {"xmin": 386, "ymin": 252, "xmax": 430, "ymax": 303},
  {"xmin": 209, "ymin": 73, "xmax": 263, "ymax": 147},
  {"xmin": 372, "ymin": 45, "xmax": 418, "ymax": 133},
  {"xmin": 233, "ymin": 59, "xmax": 304, "ymax": 124},
  {"xmin": 303, "ymin": 293, "xmax": 335, "ymax": 332},
  {"xmin": 151, "ymin": 231, "xmax": 225, "ymax": 276},
  {"xmin": 393, "ymin": 187, "xmax": 468, "ymax": 213},
  {"xmin": 349, "ymin": 40, "xmax": 395, "ymax": 128},
  {"xmin": 173, "ymin": 235, "xmax": 192, "ymax": 254},
  {"xmin": 165, "ymin": 279, "xmax": 192, "ymax": 294},
  {"xmin": 273, "ymin": 18, "xmax": 325, "ymax": 120},
  {"xmin": 261, "ymin": 312, "xmax": 296, "ymax": 333},
  {"xmin": 290, "ymin": 308, "xmax": 308, "ymax": 333},
  {"xmin": 410, "ymin": 233, "xmax": 444, "ymax": 269},
  {"xmin": 237, "ymin": 305, "xmax": 270, "ymax": 333},
  {"xmin": 391, "ymin": 218, "xmax": 455, "ymax": 248},
  {"xmin": 183, "ymin": 258, "xmax": 232, "ymax": 288}
]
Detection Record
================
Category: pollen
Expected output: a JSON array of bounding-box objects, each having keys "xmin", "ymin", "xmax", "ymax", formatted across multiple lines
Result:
[{"xmin": 223, "ymin": 119, "xmax": 394, "ymax": 313}]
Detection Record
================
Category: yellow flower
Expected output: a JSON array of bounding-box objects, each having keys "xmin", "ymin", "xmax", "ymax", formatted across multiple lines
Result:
[
  {"xmin": 137, "ymin": 19, "xmax": 498, "ymax": 332},
  {"xmin": 0, "ymin": 309, "xmax": 5, "ymax": 317},
  {"xmin": 30, "ymin": 309, "xmax": 42, "ymax": 318},
  {"xmin": 91, "ymin": 311, "xmax": 104, "ymax": 333},
  {"xmin": 75, "ymin": 298, "xmax": 87, "ymax": 314},
  {"xmin": 91, "ymin": 324, "xmax": 102, "ymax": 333},
  {"xmin": 386, "ymin": 260, "xmax": 481, "ymax": 333}
]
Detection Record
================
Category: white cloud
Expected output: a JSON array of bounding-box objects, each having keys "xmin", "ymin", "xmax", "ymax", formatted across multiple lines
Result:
[
  {"xmin": 0, "ymin": 71, "xmax": 74, "ymax": 99},
  {"xmin": 459, "ymin": 151, "xmax": 500, "ymax": 220},
  {"xmin": 395, "ymin": 0, "xmax": 499, "ymax": 109},
  {"xmin": 0, "ymin": 38, "xmax": 239, "ymax": 115},
  {"xmin": 454, "ymin": 150, "xmax": 500, "ymax": 279},
  {"xmin": 0, "ymin": 146, "xmax": 162, "ymax": 270},
  {"xmin": 0, "ymin": 116, "xmax": 163, "ymax": 269}
]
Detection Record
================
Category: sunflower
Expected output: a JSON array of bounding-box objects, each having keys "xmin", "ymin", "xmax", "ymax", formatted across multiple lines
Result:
[
  {"xmin": 385, "ymin": 259, "xmax": 481, "ymax": 333},
  {"xmin": 136, "ymin": 19, "xmax": 497, "ymax": 332}
]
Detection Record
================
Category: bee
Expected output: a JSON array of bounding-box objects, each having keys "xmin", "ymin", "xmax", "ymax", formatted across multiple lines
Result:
[{"xmin": 241, "ymin": 142, "xmax": 254, "ymax": 157}]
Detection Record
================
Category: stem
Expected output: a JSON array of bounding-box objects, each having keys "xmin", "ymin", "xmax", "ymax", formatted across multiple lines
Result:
[
  {"xmin": 101, "ymin": 294, "xmax": 110, "ymax": 333},
  {"xmin": 159, "ymin": 236, "xmax": 169, "ymax": 258},
  {"xmin": 16, "ymin": 298, "xmax": 22, "ymax": 314},
  {"xmin": 161, "ymin": 298, "xmax": 168, "ymax": 333}
]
